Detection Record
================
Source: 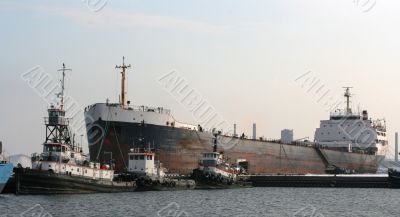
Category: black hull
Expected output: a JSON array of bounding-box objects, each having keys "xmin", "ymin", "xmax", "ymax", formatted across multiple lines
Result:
[
  {"xmin": 88, "ymin": 120, "xmax": 381, "ymax": 175},
  {"xmin": 135, "ymin": 178, "xmax": 195, "ymax": 191},
  {"xmin": 250, "ymin": 175, "xmax": 389, "ymax": 188},
  {"xmin": 0, "ymin": 183, "xmax": 5, "ymax": 194},
  {"xmin": 88, "ymin": 121, "xmax": 213, "ymax": 173},
  {"xmin": 2, "ymin": 175, "xmax": 16, "ymax": 194},
  {"xmin": 14, "ymin": 169, "xmax": 136, "ymax": 195},
  {"xmin": 388, "ymin": 169, "xmax": 400, "ymax": 189},
  {"xmin": 191, "ymin": 169, "xmax": 251, "ymax": 189}
]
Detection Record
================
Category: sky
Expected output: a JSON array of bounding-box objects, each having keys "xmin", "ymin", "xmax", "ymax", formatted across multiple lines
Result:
[{"xmin": 0, "ymin": 0, "xmax": 399, "ymax": 159}]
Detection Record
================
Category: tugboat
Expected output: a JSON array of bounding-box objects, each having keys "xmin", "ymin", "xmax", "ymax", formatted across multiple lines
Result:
[
  {"xmin": 388, "ymin": 168, "xmax": 400, "ymax": 188},
  {"xmin": 127, "ymin": 147, "xmax": 195, "ymax": 191},
  {"xmin": 14, "ymin": 64, "xmax": 135, "ymax": 194},
  {"xmin": 191, "ymin": 132, "xmax": 251, "ymax": 189},
  {"xmin": 0, "ymin": 141, "xmax": 13, "ymax": 194}
]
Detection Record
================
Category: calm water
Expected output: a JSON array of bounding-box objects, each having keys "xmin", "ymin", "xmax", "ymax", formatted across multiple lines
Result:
[{"xmin": 1, "ymin": 188, "xmax": 399, "ymax": 217}]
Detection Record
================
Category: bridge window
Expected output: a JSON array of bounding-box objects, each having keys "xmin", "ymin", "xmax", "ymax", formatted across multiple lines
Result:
[
  {"xmin": 139, "ymin": 155, "xmax": 144, "ymax": 160},
  {"xmin": 129, "ymin": 155, "xmax": 134, "ymax": 160}
]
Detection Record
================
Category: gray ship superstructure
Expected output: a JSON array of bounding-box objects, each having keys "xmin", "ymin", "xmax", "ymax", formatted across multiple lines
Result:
[{"xmin": 315, "ymin": 87, "xmax": 387, "ymax": 156}]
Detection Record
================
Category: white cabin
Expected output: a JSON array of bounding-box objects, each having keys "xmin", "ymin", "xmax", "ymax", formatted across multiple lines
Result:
[
  {"xmin": 32, "ymin": 143, "xmax": 114, "ymax": 181},
  {"xmin": 314, "ymin": 110, "xmax": 387, "ymax": 155},
  {"xmin": 201, "ymin": 152, "xmax": 223, "ymax": 167},
  {"xmin": 199, "ymin": 152, "xmax": 238, "ymax": 179},
  {"xmin": 128, "ymin": 149, "xmax": 164, "ymax": 178}
]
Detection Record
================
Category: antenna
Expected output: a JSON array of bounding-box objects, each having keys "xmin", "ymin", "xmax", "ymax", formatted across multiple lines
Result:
[
  {"xmin": 57, "ymin": 63, "xmax": 72, "ymax": 110},
  {"xmin": 343, "ymin": 87, "xmax": 353, "ymax": 115},
  {"xmin": 213, "ymin": 133, "xmax": 218, "ymax": 152},
  {"xmin": 115, "ymin": 56, "xmax": 131, "ymax": 108}
]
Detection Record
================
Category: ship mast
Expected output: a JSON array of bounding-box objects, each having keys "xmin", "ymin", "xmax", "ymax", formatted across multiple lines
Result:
[
  {"xmin": 343, "ymin": 87, "xmax": 353, "ymax": 115},
  {"xmin": 213, "ymin": 134, "xmax": 218, "ymax": 152},
  {"xmin": 45, "ymin": 63, "xmax": 72, "ymax": 146},
  {"xmin": 116, "ymin": 56, "xmax": 131, "ymax": 108},
  {"xmin": 57, "ymin": 63, "xmax": 72, "ymax": 111},
  {"xmin": 212, "ymin": 130, "xmax": 221, "ymax": 152}
]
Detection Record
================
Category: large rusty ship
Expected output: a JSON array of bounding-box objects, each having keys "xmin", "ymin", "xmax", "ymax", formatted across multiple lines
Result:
[{"xmin": 84, "ymin": 58, "xmax": 387, "ymax": 175}]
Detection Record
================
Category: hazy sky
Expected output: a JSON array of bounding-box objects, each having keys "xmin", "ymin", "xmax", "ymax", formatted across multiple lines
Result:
[{"xmin": 1, "ymin": 0, "xmax": 399, "ymax": 159}]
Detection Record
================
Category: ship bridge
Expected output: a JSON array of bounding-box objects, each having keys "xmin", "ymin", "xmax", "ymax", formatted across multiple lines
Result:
[{"xmin": 314, "ymin": 88, "xmax": 387, "ymax": 156}]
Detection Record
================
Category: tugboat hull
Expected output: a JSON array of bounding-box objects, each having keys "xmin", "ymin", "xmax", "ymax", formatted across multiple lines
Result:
[
  {"xmin": 15, "ymin": 168, "xmax": 136, "ymax": 195},
  {"xmin": 191, "ymin": 169, "xmax": 251, "ymax": 189},
  {"xmin": 388, "ymin": 169, "xmax": 400, "ymax": 189},
  {"xmin": 135, "ymin": 177, "xmax": 196, "ymax": 191}
]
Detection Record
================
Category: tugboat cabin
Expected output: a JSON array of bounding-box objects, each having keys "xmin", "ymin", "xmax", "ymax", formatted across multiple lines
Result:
[
  {"xmin": 47, "ymin": 107, "xmax": 67, "ymax": 125},
  {"xmin": 201, "ymin": 152, "xmax": 223, "ymax": 167},
  {"xmin": 128, "ymin": 149, "xmax": 161, "ymax": 177},
  {"xmin": 32, "ymin": 143, "xmax": 71, "ymax": 163}
]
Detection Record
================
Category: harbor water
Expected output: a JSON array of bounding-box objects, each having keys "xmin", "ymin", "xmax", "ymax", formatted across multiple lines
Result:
[{"xmin": 1, "ymin": 187, "xmax": 399, "ymax": 217}]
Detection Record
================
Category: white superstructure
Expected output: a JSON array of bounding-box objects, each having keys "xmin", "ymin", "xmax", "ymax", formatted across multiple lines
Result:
[
  {"xmin": 31, "ymin": 63, "xmax": 114, "ymax": 181},
  {"xmin": 128, "ymin": 148, "xmax": 165, "ymax": 179},
  {"xmin": 32, "ymin": 143, "xmax": 114, "ymax": 181},
  {"xmin": 85, "ymin": 103, "xmax": 198, "ymax": 131},
  {"xmin": 199, "ymin": 151, "xmax": 238, "ymax": 180},
  {"xmin": 314, "ymin": 88, "xmax": 388, "ymax": 156},
  {"xmin": 85, "ymin": 57, "xmax": 198, "ymax": 132}
]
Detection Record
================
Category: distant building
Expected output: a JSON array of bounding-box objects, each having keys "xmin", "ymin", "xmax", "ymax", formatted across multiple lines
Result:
[{"xmin": 281, "ymin": 129, "xmax": 294, "ymax": 144}]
